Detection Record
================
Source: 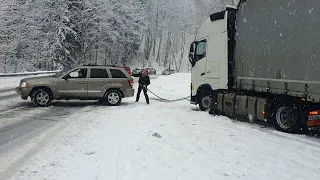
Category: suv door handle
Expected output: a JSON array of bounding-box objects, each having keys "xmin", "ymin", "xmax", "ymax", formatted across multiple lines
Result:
[
  {"xmin": 79, "ymin": 81, "xmax": 86, "ymax": 84},
  {"xmin": 201, "ymin": 72, "xmax": 205, "ymax": 76}
]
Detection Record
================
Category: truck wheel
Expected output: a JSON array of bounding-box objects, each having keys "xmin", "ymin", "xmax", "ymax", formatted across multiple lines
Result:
[
  {"xmin": 273, "ymin": 105, "xmax": 302, "ymax": 133},
  {"xmin": 31, "ymin": 89, "xmax": 52, "ymax": 107},
  {"xmin": 208, "ymin": 93, "xmax": 218, "ymax": 115},
  {"xmin": 104, "ymin": 89, "xmax": 122, "ymax": 106},
  {"xmin": 199, "ymin": 93, "xmax": 212, "ymax": 111}
]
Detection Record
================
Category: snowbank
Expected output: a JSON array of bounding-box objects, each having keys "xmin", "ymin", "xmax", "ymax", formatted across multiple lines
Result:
[
  {"xmin": 0, "ymin": 70, "xmax": 57, "ymax": 76},
  {"xmin": 147, "ymin": 73, "xmax": 190, "ymax": 100},
  {"xmin": 0, "ymin": 73, "xmax": 55, "ymax": 91}
]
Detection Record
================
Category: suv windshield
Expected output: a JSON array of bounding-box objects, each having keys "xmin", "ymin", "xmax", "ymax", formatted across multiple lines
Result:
[{"xmin": 52, "ymin": 67, "xmax": 72, "ymax": 77}]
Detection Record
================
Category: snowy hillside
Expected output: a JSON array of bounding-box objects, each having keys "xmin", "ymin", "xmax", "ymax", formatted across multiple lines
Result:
[
  {"xmin": 0, "ymin": 0, "xmax": 235, "ymax": 73},
  {"xmin": 6, "ymin": 74, "xmax": 320, "ymax": 180}
]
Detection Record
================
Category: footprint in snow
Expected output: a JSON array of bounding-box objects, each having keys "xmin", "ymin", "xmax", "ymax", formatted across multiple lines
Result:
[
  {"xmin": 152, "ymin": 132, "xmax": 162, "ymax": 138},
  {"xmin": 85, "ymin": 151, "xmax": 97, "ymax": 155}
]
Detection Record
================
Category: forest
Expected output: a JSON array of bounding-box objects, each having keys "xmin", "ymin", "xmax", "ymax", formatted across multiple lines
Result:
[{"xmin": 0, "ymin": 0, "xmax": 237, "ymax": 73}]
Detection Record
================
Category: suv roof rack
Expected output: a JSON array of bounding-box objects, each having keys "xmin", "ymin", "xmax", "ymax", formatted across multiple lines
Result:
[
  {"xmin": 83, "ymin": 64, "xmax": 120, "ymax": 67},
  {"xmin": 84, "ymin": 64, "xmax": 104, "ymax": 66}
]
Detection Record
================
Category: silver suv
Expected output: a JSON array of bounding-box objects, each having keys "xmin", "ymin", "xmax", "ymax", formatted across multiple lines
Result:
[{"xmin": 15, "ymin": 65, "xmax": 135, "ymax": 107}]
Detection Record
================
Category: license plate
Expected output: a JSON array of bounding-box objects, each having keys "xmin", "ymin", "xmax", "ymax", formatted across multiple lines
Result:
[
  {"xmin": 307, "ymin": 126, "xmax": 320, "ymax": 132},
  {"xmin": 308, "ymin": 115, "xmax": 320, "ymax": 120}
]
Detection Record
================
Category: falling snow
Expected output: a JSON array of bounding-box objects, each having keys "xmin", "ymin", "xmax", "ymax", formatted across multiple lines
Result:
[{"xmin": 309, "ymin": 8, "xmax": 313, "ymax": 14}]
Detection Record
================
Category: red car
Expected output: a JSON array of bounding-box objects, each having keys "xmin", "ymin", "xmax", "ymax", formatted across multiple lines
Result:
[
  {"xmin": 120, "ymin": 66, "xmax": 132, "ymax": 76},
  {"xmin": 107, "ymin": 64, "xmax": 132, "ymax": 76}
]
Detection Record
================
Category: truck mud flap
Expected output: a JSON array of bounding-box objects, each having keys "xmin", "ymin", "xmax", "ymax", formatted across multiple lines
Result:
[
  {"xmin": 217, "ymin": 93, "xmax": 224, "ymax": 112},
  {"xmin": 247, "ymin": 97, "xmax": 257, "ymax": 121}
]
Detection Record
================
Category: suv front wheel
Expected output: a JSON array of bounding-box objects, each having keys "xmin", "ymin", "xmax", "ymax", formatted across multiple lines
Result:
[
  {"xmin": 104, "ymin": 89, "xmax": 122, "ymax": 106},
  {"xmin": 31, "ymin": 88, "xmax": 52, "ymax": 107}
]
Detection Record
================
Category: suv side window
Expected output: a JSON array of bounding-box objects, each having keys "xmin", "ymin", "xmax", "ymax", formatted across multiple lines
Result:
[
  {"xmin": 195, "ymin": 40, "xmax": 207, "ymax": 61},
  {"xmin": 65, "ymin": 68, "xmax": 87, "ymax": 78},
  {"xmin": 110, "ymin": 69, "xmax": 126, "ymax": 78},
  {"xmin": 90, "ymin": 68, "xmax": 109, "ymax": 78}
]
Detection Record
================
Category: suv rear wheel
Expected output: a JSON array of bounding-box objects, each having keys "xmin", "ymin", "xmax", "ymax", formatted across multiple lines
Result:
[
  {"xmin": 31, "ymin": 89, "xmax": 52, "ymax": 107},
  {"xmin": 104, "ymin": 89, "xmax": 122, "ymax": 106}
]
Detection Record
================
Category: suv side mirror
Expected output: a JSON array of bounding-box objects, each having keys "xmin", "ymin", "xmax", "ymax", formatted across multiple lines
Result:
[{"xmin": 62, "ymin": 76, "xmax": 69, "ymax": 80}]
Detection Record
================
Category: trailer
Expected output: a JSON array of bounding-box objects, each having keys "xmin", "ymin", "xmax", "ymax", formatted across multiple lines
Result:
[{"xmin": 189, "ymin": 0, "xmax": 320, "ymax": 133}]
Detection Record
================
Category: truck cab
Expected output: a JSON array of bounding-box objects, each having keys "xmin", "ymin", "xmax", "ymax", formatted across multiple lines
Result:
[
  {"xmin": 189, "ymin": 7, "xmax": 235, "ymax": 111},
  {"xmin": 189, "ymin": 1, "xmax": 320, "ymax": 134}
]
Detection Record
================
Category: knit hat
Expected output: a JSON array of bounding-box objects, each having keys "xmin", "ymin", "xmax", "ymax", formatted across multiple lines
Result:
[{"xmin": 143, "ymin": 69, "xmax": 148, "ymax": 75}]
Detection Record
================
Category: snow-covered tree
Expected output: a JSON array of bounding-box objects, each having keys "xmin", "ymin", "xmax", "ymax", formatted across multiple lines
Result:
[{"xmin": 0, "ymin": 0, "xmax": 234, "ymax": 73}]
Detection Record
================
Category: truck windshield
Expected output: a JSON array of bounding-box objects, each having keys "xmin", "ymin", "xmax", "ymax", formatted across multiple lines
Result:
[{"xmin": 195, "ymin": 40, "xmax": 207, "ymax": 60}]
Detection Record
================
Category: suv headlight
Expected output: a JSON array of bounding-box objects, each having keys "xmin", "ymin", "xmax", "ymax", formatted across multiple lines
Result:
[{"xmin": 20, "ymin": 81, "xmax": 28, "ymax": 88}]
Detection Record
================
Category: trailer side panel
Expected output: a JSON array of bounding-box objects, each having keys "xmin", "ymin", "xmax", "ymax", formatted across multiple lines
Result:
[{"xmin": 235, "ymin": 0, "xmax": 320, "ymax": 102}]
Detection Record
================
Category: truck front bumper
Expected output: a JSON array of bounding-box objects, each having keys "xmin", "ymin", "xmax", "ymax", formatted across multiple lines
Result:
[{"xmin": 190, "ymin": 95, "xmax": 197, "ymax": 105}]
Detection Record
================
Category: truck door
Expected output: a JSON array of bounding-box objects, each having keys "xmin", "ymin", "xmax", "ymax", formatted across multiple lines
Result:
[
  {"xmin": 205, "ymin": 33, "xmax": 227, "ymax": 90},
  {"xmin": 191, "ymin": 38, "xmax": 208, "ymax": 95}
]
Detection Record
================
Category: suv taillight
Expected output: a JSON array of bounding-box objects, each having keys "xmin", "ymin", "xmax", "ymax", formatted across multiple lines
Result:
[{"xmin": 129, "ymin": 79, "xmax": 134, "ymax": 87}]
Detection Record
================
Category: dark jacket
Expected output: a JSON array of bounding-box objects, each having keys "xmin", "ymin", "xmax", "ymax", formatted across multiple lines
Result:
[{"xmin": 138, "ymin": 75, "xmax": 150, "ymax": 86}]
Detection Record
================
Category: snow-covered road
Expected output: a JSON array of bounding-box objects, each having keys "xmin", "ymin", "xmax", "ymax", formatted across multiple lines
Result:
[
  {"xmin": 1, "ymin": 74, "xmax": 320, "ymax": 180},
  {"xmin": 0, "ymin": 75, "xmax": 162, "ymax": 180}
]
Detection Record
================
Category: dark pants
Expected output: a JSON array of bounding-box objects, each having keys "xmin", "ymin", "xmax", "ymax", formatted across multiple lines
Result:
[{"xmin": 136, "ymin": 85, "xmax": 149, "ymax": 103}]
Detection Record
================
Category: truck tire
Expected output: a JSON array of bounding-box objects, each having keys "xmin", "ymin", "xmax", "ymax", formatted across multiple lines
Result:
[
  {"xmin": 104, "ymin": 89, "xmax": 122, "ymax": 106},
  {"xmin": 199, "ymin": 92, "xmax": 212, "ymax": 111},
  {"xmin": 31, "ymin": 88, "xmax": 52, "ymax": 107},
  {"xmin": 208, "ymin": 93, "xmax": 218, "ymax": 114},
  {"xmin": 273, "ymin": 104, "xmax": 302, "ymax": 133}
]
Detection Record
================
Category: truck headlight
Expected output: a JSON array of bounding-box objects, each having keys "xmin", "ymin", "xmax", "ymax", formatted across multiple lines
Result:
[{"xmin": 20, "ymin": 81, "xmax": 28, "ymax": 88}]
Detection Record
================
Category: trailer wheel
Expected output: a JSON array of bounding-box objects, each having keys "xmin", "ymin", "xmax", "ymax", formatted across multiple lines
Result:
[
  {"xmin": 199, "ymin": 93, "xmax": 211, "ymax": 111},
  {"xmin": 273, "ymin": 105, "xmax": 302, "ymax": 133}
]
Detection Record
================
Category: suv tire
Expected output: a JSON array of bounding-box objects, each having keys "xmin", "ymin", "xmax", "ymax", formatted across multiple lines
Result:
[
  {"xmin": 31, "ymin": 88, "xmax": 52, "ymax": 107},
  {"xmin": 105, "ymin": 89, "xmax": 122, "ymax": 106}
]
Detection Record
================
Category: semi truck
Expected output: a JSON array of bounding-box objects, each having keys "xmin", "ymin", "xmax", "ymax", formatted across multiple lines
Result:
[{"xmin": 189, "ymin": 0, "xmax": 320, "ymax": 134}]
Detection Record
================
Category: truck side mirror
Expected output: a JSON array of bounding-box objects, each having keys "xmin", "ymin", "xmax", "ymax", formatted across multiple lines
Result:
[{"xmin": 189, "ymin": 42, "xmax": 196, "ymax": 64}]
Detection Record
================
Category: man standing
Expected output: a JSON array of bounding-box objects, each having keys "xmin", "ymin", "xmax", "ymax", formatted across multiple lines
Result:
[{"xmin": 135, "ymin": 69, "xmax": 150, "ymax": 104}]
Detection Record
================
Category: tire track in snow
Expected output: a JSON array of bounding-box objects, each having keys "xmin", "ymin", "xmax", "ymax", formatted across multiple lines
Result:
[
  {"xmin": 0, "ymin": 94, "xmax": 19, "ymax": 101},
  {"xmin": 0, "ymin": 105, "xmax": 95, "ymax": 180}
]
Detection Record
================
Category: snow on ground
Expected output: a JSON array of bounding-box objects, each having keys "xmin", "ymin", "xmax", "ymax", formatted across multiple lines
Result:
[
  {"xmin": 0, "ymin": 71, "xmax": 57, "ymax": 76},
  {"xmin": 0, "ymin": 90, "xmax": 17, "ymax": 97},
  {"xmin": 8, "ymin": 73, "xmax": 320, "ymax": 180},
  {"xmin": 130, "ymin": 61, "xmax": 165, "ymax": 75},
  {"xmin": 147, "ymin": 73, "xmax": 190, "ymax": 100}
]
